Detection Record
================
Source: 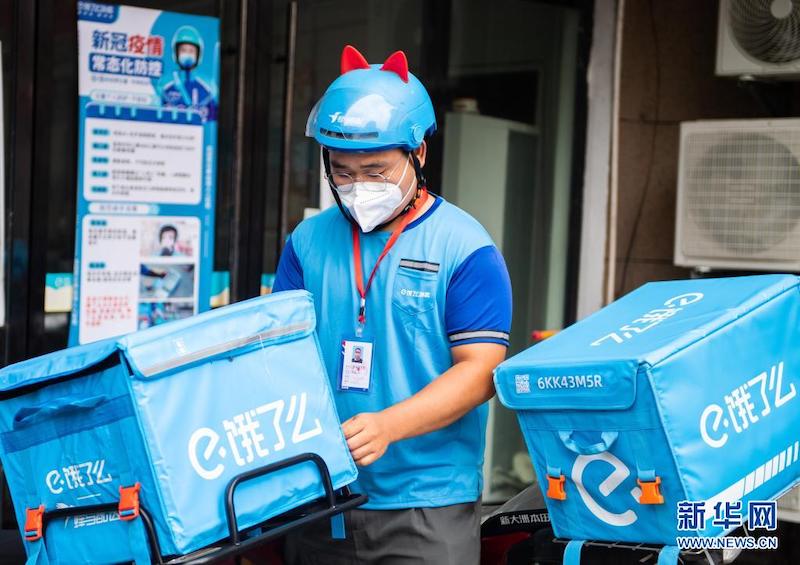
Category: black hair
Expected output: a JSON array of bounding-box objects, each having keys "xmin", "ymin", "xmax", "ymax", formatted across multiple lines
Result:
[{"xmin": 159, "ymin": 225, "xmax": 178, "ymax": 240}]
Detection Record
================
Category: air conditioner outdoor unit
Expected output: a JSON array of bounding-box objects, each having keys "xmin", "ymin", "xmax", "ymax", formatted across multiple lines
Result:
[
  {"xmin": 675, "ymin": 119, "xmax": 800, "ymax": 272},
  {"xmin": 716, "ymin": 0, "xmax": 800, "ymax": 78}
]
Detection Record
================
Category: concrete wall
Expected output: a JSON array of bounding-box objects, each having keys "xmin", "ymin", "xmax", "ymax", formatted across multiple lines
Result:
[{"xmin": 614, "ymin": 0, "xmax": 800, "ymax": 297}]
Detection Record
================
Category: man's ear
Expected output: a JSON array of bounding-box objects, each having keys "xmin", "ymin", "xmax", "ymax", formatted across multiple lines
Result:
[{"xmin": 413, "ymin": 141, "xmax": 427, "ymax": 168}]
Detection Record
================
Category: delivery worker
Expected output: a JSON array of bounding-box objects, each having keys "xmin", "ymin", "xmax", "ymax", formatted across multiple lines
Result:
[
  {"xmin": 274, "ymin": 45, "xmax": 512, "ymax": 564},
  {"xmin": 161, "ymin": 25, "xmax": 217, "ymax": 121}
]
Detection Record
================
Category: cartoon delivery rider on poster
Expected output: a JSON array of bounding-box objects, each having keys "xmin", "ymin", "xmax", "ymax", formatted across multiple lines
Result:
[{"xmin": 161, "ymin": 25, "xmax": 217, "ymax": 121}]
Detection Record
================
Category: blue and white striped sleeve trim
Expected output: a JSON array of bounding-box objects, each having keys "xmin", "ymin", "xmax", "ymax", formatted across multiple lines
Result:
[
  {"xmin": 445, "ymin": 245, "xmax": 512, "ymax": 347},
  {"xmin": 448, "ymin": 330, "xmax": 511, "ymax": 347}
]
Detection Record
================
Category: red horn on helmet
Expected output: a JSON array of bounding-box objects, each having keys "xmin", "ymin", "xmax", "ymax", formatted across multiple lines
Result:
[
  {"xmin": 340, "ymin": 45, "xmax": 370, "ymax": 75},
  {"xmin": 380, "ymin": 50, "xmax": 409, "ymax": 83}
]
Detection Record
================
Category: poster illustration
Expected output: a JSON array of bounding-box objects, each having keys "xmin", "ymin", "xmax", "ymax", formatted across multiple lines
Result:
[{"xmin": 72, "ymin": 2, "xmax": 219, "ymax": 344}]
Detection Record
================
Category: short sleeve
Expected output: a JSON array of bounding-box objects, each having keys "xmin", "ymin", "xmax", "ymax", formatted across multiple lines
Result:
[
  {"xmin": 445, "ymin": 245, "xmax": 512, "ymax": 347},
  {"xmin": 272, "ymin": 237, "xmax": 304, "ymax": 292}
]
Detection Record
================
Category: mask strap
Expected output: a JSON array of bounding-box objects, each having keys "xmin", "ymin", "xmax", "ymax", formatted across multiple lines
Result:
[
  {"xmin": 322, "ymin": 147, "xmax": 359, "ymax": 229},
  {"xmin": 410, "ymin": 152, "xmax": 427, "ymax": 193},
  {"xmin": 372, "ymin": 151, "xmax": 426, "ymax": 231}
]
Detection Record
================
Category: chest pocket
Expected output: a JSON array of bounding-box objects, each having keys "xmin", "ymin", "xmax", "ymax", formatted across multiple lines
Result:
[{"xmin": 391, "ymin": 259, "xmax": 440, "ymax": 317}]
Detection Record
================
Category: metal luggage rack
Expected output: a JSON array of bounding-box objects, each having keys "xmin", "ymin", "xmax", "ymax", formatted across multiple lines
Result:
[
  {"xmin": 552, "ymin": 538, "xmax": 725, "ymax": 565},
  {"xmin": 33, "ymin": 452, "xmax": 367, "ymax": 564}
]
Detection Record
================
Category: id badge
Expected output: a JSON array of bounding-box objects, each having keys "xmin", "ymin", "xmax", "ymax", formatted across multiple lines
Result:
[{"xmin": 338, "ymin": 336, "xmax": 374, "ymax": 393}]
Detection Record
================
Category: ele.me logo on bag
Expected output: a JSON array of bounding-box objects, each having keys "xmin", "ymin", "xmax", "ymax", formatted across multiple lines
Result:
[
  {"xmin": 46, "ymin": 459, "xmax": 112, "ymax": 495},
  {"xmin": 700, "ymin": 360, "xmax": 796, "ymax": 449},
  {"xmin": 591, "ymin": 292, "xmax": 704, "ymax": 347},
  {"xmin": 188, "ymin": 392, "xmax": 323, "ymax": 480}
]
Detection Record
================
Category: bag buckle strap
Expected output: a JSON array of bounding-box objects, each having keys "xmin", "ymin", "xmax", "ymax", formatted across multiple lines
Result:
[
  {"xmin": 637, "ymin": 476, "xmax": 664, "ymax": 505},
  {"xmin": 24, "ymin": 505, "xmax": 45, "ymax": 542},
  {"xmin": 119, "ymin": 483, "xmax": 141, "ymax": 521},
  {"xmin": 546, "ymin": 474, "xmax": 567, "ymax": 500}
]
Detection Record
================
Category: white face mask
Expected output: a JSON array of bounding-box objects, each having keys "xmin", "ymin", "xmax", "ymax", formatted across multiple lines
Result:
[{"xmin": 336, "ymin": 158, "xmax": 413, "ymax": 233}]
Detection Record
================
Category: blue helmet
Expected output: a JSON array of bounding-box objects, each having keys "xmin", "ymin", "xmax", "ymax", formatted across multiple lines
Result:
[
  {"xmin": 173, "ymin": 26, "xmax": 203, "ymax": 67},
  {"xmin": 306, "ymin": 45, "xmax": 437, "ymax": 152}
]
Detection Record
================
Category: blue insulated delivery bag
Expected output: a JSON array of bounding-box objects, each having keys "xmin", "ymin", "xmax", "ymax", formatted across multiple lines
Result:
[
  {"xmin": 494, "ymin": 275, "xmax": 800, "ymax": 550},
  {"xmin": 0, "ymin": 290, "xmax": 357, "ymax": 564}
]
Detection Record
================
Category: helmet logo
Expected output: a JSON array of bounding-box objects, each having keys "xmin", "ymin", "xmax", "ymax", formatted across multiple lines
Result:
[
  {"xmin": 329, "ymin": 112, "xmax": 366, "ymax": 128},
  {"xmin": 326, "ymin": 95, "xmax": 393, "ymax": 130},
  {"xmin": 329, "ymin": 111, "xmax": 365, "ymax": 127}
]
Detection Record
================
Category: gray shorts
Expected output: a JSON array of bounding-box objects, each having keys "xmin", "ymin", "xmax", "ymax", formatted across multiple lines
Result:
[{"xmin": 283, "ymin": 501, "xmax": 481, "ymax": 565}]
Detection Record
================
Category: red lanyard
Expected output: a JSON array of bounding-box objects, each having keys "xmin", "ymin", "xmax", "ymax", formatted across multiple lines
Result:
[{"xmin": 352, "ymin": 188, "xmax": 429, "ymax": 327}]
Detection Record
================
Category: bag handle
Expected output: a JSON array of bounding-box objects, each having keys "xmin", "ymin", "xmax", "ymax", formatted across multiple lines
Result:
[
  {"xmin": 558, "ymin": 430, "xmax": 618, "ymax": 455},
  {"xmin": 13, "ymin": 394, "xmax": 108, "ymax": 428}
]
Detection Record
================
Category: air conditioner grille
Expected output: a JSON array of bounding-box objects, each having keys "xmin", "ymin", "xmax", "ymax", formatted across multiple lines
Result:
[
  {"xmin": 729, "ymin": 0, "xmax": 800, "ymax": 64},
  {"xmin": 681, "ymin": 129, "xmax": 800, "ymax": 262}
]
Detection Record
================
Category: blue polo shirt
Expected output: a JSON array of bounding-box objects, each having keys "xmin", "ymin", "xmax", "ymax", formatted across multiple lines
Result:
[{"xmin": 272, "ymin": 195, "xmax": 512, "ymax": 509}]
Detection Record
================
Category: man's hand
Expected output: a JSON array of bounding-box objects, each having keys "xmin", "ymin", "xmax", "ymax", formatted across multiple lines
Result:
[{"xmin": 342, "ymin": 412, "xmax": 394, "ymax": 467}]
